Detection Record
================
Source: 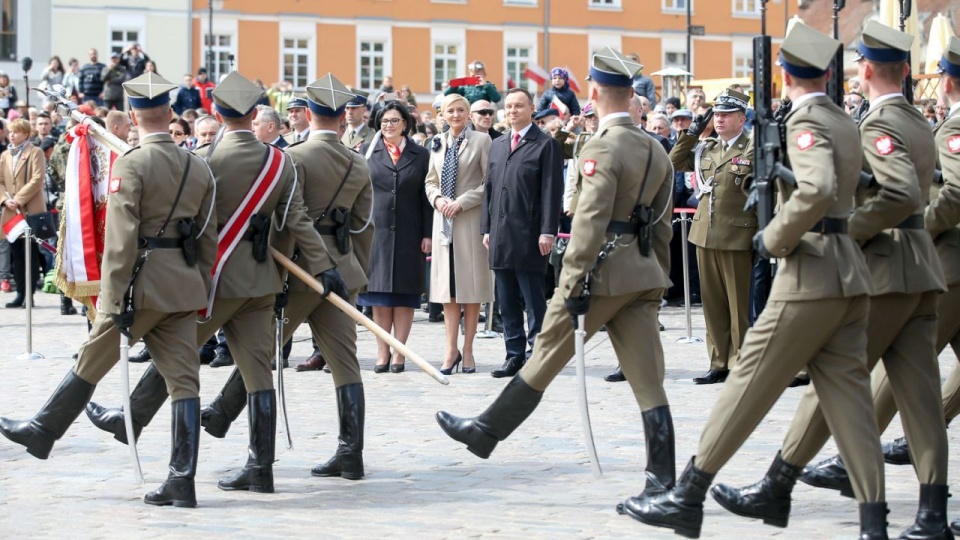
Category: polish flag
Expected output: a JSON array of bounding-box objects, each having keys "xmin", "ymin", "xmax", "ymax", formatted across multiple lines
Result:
[
  {"xmin": 507, "ymin": 76, "xmax": 517, "ymax": 89},
  {"xmin": 550, "ymin": 96, "xmax": 569, "ymax": 116},
  {"xmin": 565, "ymin": 67, "xmax": 581, "ymax": 94},
  {"xmin": 3, "ymin": 212, "xmax": 27, "ymax": 243},
  {"xmin": 524, "ymin": 64, "xmax": 549, "ymax": 86}
]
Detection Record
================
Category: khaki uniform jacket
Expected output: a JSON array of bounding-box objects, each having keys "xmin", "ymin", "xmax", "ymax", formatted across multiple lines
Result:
[
  {"xmin": 341, "ymin": 124, "xmax": 375, "ymax": 151},
  {"xmin": 284, "ymin": 131, "xmax": 374, "ymax": 292},
  {"xmin": 670, "ymin": 130, "xmax": 756, "ymax": 250},
  {"xmin": 559, "ymin": 115, "xmax": 673, "ymax": 299},
  {"xmin": 762, "ymin": 95, "xmax": 873, "ymax": 301},
  {"xmin": 282, "ymin": 127, "xmax": 310, "ymax": 146},
  {"xmin": 851, "ymin": 96, "xmax": 946, "ymax": 295},
  {"xmin": 926, "ymin": 113, "xmax": 960, "ymax": 286},
  {"xmin": 202, "ymin": 131, "xmax": 334, "ymax": 298},
  {"xmin": 100, "ymin": 133, "xmax": 217, "ymax": 315},
  {"xmin": 0, "ymin": 144, "xmax": 47, "ymax": 235}
]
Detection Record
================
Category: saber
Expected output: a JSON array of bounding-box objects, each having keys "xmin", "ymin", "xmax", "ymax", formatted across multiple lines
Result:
[
  {"xmin": 574, "ymin": 314, "xmax": 602, "ymax": 479},
  {"xmin": 271, "ymin": 247, "xmax": 449, "ymax": 385},
  {"xmin": 275, "ymin": 309, "xmax": 293, "ymax": 449},
  {"xmin": 119, "ymin": 335, "xmax": 144, "ymax": 484}
]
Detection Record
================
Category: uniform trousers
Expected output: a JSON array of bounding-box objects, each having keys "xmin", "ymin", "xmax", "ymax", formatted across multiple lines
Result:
[
  {"xmin": 694, "ymin": 295, "xmax": 885, "ymax": 502},
  {"xmin": 779, "ymin": 291, "xmax": 948, "ymax": 488},
  {"xmin": 282, "ymin": 289, "xmax": 362, "ymax": 389},
  {"xmin": 74, "ymin": 309, "xmax": 200, "ymax": 401},
  {"xmin": 196, "ymin": 295, "xmax": 275, "ymax": 392},
  {"xmin": 695, "ymin": 247, "xmax": 752, "ymax": 370},
  {"xmin": 520, "ymin": 288, "xmax": 668, "ymax": 411}
]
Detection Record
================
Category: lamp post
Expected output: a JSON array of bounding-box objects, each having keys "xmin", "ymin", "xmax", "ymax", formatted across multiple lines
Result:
[
  {"xmin": 685, "ymin": 0, "xmax": 692, "ymax": 87},
  {"xmin": 207, "ymin": 1, "xmax": 224, "ymax": 76}
]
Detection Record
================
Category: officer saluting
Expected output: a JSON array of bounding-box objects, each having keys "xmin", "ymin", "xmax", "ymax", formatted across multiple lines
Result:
[
  {"xmin": 0, "ymin": 72, "xmax": 217, "ymax": 508},
  {"xmin": 622, "ymin": 22, "xmax": 889, "ymax": 538},
  {"xmin": 436, "ymin": 48, "xmax": 680, "ymax": 501},
  {"xmin": 669, "ymin": 87, "xmax": 755, "ymax": 384},
  {"xmin": 689, "ymin": 20, "xmax": 952, "ymax": 539}
]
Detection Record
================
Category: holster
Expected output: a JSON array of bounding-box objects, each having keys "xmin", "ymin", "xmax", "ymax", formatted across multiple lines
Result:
[
  {"xmin": 635, "ymin": 205, "xmax": 654, "ymax": 257},
  {"xmin": 177, "ymin": 218, "xmax": 197, "ymax": 266},
  {"xmin": 249, "ymin": 214, "xmax": 271, "ymax": 263},
  {"xmin": 330, "ymin": 207, "xmax": 351, "ymax": 255}
]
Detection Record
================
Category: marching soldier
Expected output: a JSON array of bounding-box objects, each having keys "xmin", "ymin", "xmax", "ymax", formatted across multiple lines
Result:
[
  {"xmin": 672, "ymin": 21, "xmax": 951, "ymax": 539},
  {"xmin": 788, "ymin": 35, "xmax": 960, "ymax": 535},
  {"xmin": 83, "ymin": 72, "xmax": 345, "ymax": 492},
  {"xmin": 341, "ymin": 88, "xmax": 375, "ymax": 151},
  {"xmin": 620, "ymin": 23, "xmax": 890, "ymax": 538},
  {"xmin": 435, "ymin": 48, "xmax": 680, "ymax": 502},
  {"xmin": 0, "ymin": 73, "xmax": 218, "ymax": 507},
  {"xmin": 669, "ymin": 88, "xmax": 755, "ymax": 384}
]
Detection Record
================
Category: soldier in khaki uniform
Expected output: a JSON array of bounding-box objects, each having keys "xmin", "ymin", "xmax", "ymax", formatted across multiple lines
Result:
[
  {"xmin": 622, "ymin": 23, "xmax": 890, "ymax": 538},
  {"xmin": 698, "ymin": 22, "xmax": 952, "ymax": 539},
  {"xmin": 0, "ymin": 73, "xmax": 218, "ymax": 508},
  {"xmin": 341, "ymin": 88, "xmax": 375, "ymax": 151},
  {"xmin": 83, "ymin": 72, "xmax": 344, "ymax": 493},
  {"xmin": 670, "ymin": 88, "xmax": 755, "ymax": 384},
  {"xmin": 436, "ymin": 48, "xmax": 681, "ymax": 501}
]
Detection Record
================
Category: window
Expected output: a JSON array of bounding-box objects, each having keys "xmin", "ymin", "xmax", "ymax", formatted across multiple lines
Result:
[
  {"xmin": 359, "ymin": 41, "xmax": 386, "ymax": 91},
  {"xmin": 433, "ymin": 43, "xmax": 458, "ymax": 92},
  {"xmin": 204, "ymin": 34, "xmax": 233, "ymax": 83},
  {"xmin": 733, "ymin": 0, "xmax": 760, "ymax": 16},
  {"xmin": 589, "ymin": 0, "xmax": 621, "ymax": 7},
  {"xmin": 734, "ymin": 52, "xmax": 753, "ymax": 78},
  {"xmin": 110, "ymin": 29, "xmax": 139, "ymax": 56},
  {"xmin": 505, "ymin": 46, "xmax": 531, "ymax": 91},
  {"xmin": 282, "ymin": 38, "xmax": 310, "ymax": 89},
  {"xmin": 663, "ymin": 0, "xmax": 688, "ymax": 11},
  {"xmin": 505, "ymin": 0, "xmax": 537, "ymax": 4},
  {"xmin": 0, "ymin": 0, "xmax": 15, "ymax": 61},
  {"xmin": 664, "ymin": 51, "xmax": 688, "ymax": 69}
]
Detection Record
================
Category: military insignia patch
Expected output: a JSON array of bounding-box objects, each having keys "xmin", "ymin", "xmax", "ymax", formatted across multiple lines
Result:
[
  {"xmin": 109, "ymin": 177, "xmax": 122, "ymax": 193},
  {"xmin": 875, "ymin": 136, "xmax": 894, "ymax": 156},
  {"xmin": 796, "ymin": 131, "xmax": 815, "ymax": 151},
  {"xmin": 732, "ymin": 157, "xmax": 751, "ymax": 166},
  {"xmin": 583, "ymin": 159, "xmax": 596, "ymax": 176},
  {"xmin": 948, "ymin": 135, "xmax": 960, "ymax": 154}
]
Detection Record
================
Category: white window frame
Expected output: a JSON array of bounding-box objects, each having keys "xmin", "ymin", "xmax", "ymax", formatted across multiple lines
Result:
[
  {"xmin": 356, "ymin": 24, "xmax": 392, "ymax": 92},
  {"xmin": 106, "ymin": 13, "xmax": 145, "ymax": 58},
  {"xmin": 662, "ymin": 36, "xmax": 689, "ymax": 71},
  {"xmin": 732, "ymin": 0, "xmax": 761, "ymax": 17},
  {"xmin": 431, "ymin": 27, "xmax": 465, "ymax": 93},
  {"xmin": 279, "ymin": 21, "xmax": 315, "ymax": 91},
  {"xmin": 588, "ymin": 0, "xmax": 622, "ymax": 9},
  {"xmin": 202, "ymin": 17, "xmax": 237, "ymax": 83},
  {"xmin": 588, "ymin": 33, "xmax": 622, "ymax": 69},
  {"xmin": 732, "ymin": 40, "xmax": 753, "ymax": 79},
  {"xmin": 503, "ymin": 29, "xmax": 538, "ymax": 94},
  {"xmin": 504, "ymin": 0, "xmax": 537, "ymax": 6},
  {"xmin": 662, "ymin": 0, "xmax": 689, "ymax": 13}
]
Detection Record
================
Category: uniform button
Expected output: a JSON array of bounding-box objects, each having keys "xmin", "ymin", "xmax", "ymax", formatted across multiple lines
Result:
[
  {"xmin": 393, "ymin": 172, "xmax": 397, "ymax": 177},
  {"xmin": 390, "ymin": 226, "xmax": 396, "ymax": 231},
  {"xmin": 391, "ymin": 189, "xmax": 396, "ymax": 194}
]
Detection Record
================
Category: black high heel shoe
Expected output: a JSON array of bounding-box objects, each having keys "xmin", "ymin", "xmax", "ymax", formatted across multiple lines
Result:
[
  {"xmin": 439, "ymin": 352, "xmax": 462, "ymax": 376},
  {"xmin": 462, "ymin": 356, "xmax": 476, "ymax": 374},
  {"xmin": 373, "ymin": 362, "xmax": 390, "ymax": 374},
  {"xmin": 390, "ymin": 361, "xmax": 405, "ymax": 373}
]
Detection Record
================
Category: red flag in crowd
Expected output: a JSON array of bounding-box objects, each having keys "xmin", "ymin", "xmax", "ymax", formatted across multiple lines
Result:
[
  {"xmin": 550, "ymin": 96, "xmax": 569, "ymax": 116},
  {"xmin": 565, "ymin": 67, "xmax": 581, "ymax": 93},
  {"xmin": 524, "ymin": 64, "xmax": 549, "ymax": 86}
]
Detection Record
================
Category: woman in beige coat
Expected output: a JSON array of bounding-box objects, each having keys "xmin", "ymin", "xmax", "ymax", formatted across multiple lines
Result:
[{"xmin": 425, "ymin": 93, "xmax": 493, "ymax": 374}]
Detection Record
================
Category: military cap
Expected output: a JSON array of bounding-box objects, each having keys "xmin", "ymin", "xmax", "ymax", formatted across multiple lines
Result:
[
  {"xmin": 937, "ymin": 36, "xmax": 960, "ymax": 78},
  {"xmin": 211, "ymin": 71, "xmax": 264, "ymax": 118},
  {"xmin": 778, "ymin": 21, "xmax": 841, "ymax": 79},
  {"xmin": 286, "ymin": 97, "xmax": 308, "ymax": 110},
  {"xmin": 855, "ymin": 20, "xmax": 913, "ymax": 63},
  {"xmin": 534, "ymin": 108, "xmax": 560, "ymax": 121},
  {"xmin": 713, "ymin": 88, "xmax": 750, "ymax": 113},
  {"xmin": 123, "ymin": 72, "xmax": 177, "ymax": 109},
  {"xmin": 585, "ymin": 47, "xmax": 642, "ymax": 88},
  {"xmin": 305, "ymin": 73, "xmax": 355, "ymax": 117},
  {"xmin": 345, "ymin": 87, "xmax": 369, "ymax": 108}
]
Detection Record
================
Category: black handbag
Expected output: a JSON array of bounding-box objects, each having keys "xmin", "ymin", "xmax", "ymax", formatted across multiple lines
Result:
[{"xmin": 25, "ymin": 211, "xmax": 58, "ymax": 239}]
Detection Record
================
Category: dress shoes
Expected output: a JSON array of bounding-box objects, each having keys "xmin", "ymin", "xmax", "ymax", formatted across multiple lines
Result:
[
  {"xmin": 128, "ymin": 348, "xmax": 152, "ymax": 364},
  {"xmin": 605, "ymin": 368, "xmax": 626, "ymax": 382},
  {"xmin": 693, "ymin": 369, "xmax": 729, "ymax": 385},
  {"xmin": 5, "ymin": 293, "xmax": 26, "ymax": 308},
  {"xmin": 297, "ymin": 352, "xmax": 326, "ymax": 372},
  {"xmin": 209, "ymin": 352, "xmax": 235, "ymax": 368},
  {"xmin": 491, "ymin": 356, "xmax": 525, "ymax": 379},
  {"xmin": 882, "ymin": 436, "xmax": 910, "ymax": 465},
  {"xmin": 798, "ymin": 454, "xmax": 854, "ymax": 498}
]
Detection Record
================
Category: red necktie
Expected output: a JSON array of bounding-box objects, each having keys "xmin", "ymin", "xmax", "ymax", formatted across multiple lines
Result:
[{"xmin": 511, "ymin": 132, "xmax": 520, "ymax": 152}]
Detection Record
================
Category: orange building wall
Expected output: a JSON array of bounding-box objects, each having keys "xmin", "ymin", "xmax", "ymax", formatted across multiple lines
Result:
[
  {"xmin": 621, "ymin": 37, "xmax": 662, "ymax": 70},
  {"xmin": 317, "ymin": 24, "xmax": 355, "ymax": 84},
  {"xmin": 392, "ymin": 27, "xmax": 431, "ymax": 93},
  {"xmin": 467, "ymin": 30, "xmax": 503, "ymax": 81},
  {"xmin": 237, "ymin": 20, "xmax": 278, "ymax": 84},
  {"xmin": 547, "ymin": 33, "xmax": 588, "ymax": 81}
]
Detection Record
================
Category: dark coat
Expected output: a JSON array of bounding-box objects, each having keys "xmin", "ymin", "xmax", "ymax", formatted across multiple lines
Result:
[
  {"xmin": 361, "ymin": 138, "xmax": 433, "ymax": 294},
  {"xmin": 173, "ymin": 85, "xmax": 202, "ymax": 115},
  {"xmin": 536, "ymin": 82, "xmax": 581, "ymax": 116},
  {"xmin": 482, "ymin": 125, "xmax": 563, "ymax": 273}
]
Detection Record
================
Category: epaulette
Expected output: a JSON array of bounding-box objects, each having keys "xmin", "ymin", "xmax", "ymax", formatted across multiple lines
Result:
[
  {"xmin": 287, "ymin": 139, "xmax": 307, "ymax": 148},
  {"xmin": 122, "ymin": 145, "xmax": 140, "ymax": 156}
]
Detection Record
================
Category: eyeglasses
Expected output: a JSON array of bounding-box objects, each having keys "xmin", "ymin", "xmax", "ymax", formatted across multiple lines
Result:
[
  {"xmin": 169, "ymin": 130, "xmax": 184, "ymax": 136},
  {"xmin": 474, "ymin": 110, "xmax": 495, "ymax": 116},
  {"xmin": 381, "ymin": 118, "xmax": 402, "ymax": 126}
]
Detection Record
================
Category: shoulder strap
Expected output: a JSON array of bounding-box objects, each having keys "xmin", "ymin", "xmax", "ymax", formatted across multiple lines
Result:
[
  {"xmin": 156, "ymin": 152, "xmax": 192, "ymax": 236},
  {"xmin": 635, "ymin": 141, "xmax": 655, "ymax": 207},
  {"xmin": 318, "ymin": 152, "xmax": 355, "ymax": 222}
]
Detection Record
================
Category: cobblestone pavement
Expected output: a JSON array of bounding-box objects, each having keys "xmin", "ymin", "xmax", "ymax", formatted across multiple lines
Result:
[{"xmin": 0, "ymin": 293, "xmax": 957, "ymax": 539}]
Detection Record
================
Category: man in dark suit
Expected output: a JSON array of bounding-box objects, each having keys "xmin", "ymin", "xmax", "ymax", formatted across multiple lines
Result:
[
  {"xmin": 482, "ymin": 87, "xmax": 563, "ymax": 378},
  {"xmin": 253, "ymin": 104, "xmax": 288, "ymax": 148}
]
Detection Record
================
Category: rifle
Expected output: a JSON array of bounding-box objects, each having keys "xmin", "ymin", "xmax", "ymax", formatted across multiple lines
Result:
[
  {"xmin": 826, "ymin": 1, "xmax": 846, "ymax": 106},
  {"xmin": 900, "ymin": 0, "xmax": 914, "ymax": 104},
  {"xmin": 747, "ymin": 0, "xmax": 796, "ymax": 230}
]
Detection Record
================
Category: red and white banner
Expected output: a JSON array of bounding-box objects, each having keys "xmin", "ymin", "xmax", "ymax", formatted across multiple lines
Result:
[
  {"xmin": 201, "ymin": 146, "xmax": 286, "ymax": 318},
  {"xmin": 565, "ymin": 67, "xmax": 582, "ymax": 94},
  {"xmin": 550, "ymin": 96, "xmax": 569, "ymax": 116},
  {"xmin": 524, "ymin": 64, "xmax": 549, "ymax": 86},
  {"xmin": 3, "ymin": 212, "xmax": 26, "ymax": 242},
  {"xmin": 56, "ymin": 124, "xmax": 117, "ymax": 313}
]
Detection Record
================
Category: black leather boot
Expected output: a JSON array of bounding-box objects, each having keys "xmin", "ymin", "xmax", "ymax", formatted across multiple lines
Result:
[
  {"xmin": 883, "ymin": 437, "xmax": 911, "ymax": 465},
  {"xmin": 60, "ymin": 294, "xmax": 77, "ymax": 315},
  {"xmin": 618, "ymin": 457, "xmax": 716, "ymax": 539},
  {"xmin": 950, "ymin": 519, "xmax": 960, "ymax": 536},
  {"xmin": 144, "ymin": 398, "xmax": 200, "ymax": 508},
  {"xmin": 312, "ymin": 383, "xmax": 365, "ymax": 480},
  {"xmin": 860, "ymin": 501, "xmax": 890, "ymax": 540},
  {"xmin": 0, "ymin": 370, "xmax": 95, "ymax": 459},
  {"xmin": 435, "ymin": 375, "xmax": 543, "ymax": 459},
  {"xmin": 219, "ymin": 391, "xmax": 276, "ymax": 493},
  {"xmin": 798, "ymin": 454, "xmax": 854, "ymax": 498},
  {"xmin": 897, "ymin": 484, "xmax": 952, "ymax": 539},
  {"xmin": 709, "ymin": 451, "xmax": 802, "ymax": 528},
  {"xmin": 5, "ymin": 292, "xmax": 24, "ymax": 308},
  {"xmin": 200, "ymin": 368, "xmax": 247, "ymax": 438},
  {"xmin": 639, "ymin": 405, "xmax": 676, "ymax": 498},
  {"xmin": 85, "ymin": 363, "xmax": 168, "ymax": 444}
]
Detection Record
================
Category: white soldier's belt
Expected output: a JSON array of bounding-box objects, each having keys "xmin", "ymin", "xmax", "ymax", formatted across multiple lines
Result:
[
  {"xmin": 693, "ymin": 141, "xmax": 717, "ymax": 226},
  {"xmin": 200, "ymin": 146, "xmax": 286, "ymax": 318}
]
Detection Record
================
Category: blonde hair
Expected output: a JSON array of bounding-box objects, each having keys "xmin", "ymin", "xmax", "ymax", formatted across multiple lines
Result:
[
  {"xmin": 440, "ymin": 93, "xmax": 470, "ymax": 114},
  {"xmin": 8, "ymin": 118, "xmax": 30, "ymax": 135}
]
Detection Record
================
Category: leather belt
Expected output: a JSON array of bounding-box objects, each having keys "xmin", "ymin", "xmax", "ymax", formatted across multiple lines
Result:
[
  {"xmin": 138, "ymin": 236, "xmax": 184, "ymax": 249},
  {"xmin": 809, "ymin": 217, "xmax": 848, "ymax": 234},
  {"xmin": 895, "ymin": 214, "xmax": 924, "ymax": 230},
  {"xmin": 606, "ymin": 220, "xmax": 640, "ymax": 235}
]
